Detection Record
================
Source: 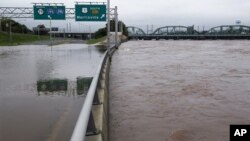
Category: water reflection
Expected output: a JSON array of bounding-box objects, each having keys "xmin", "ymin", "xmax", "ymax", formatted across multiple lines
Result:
[
  {"xmin": 0, "ymin": 44, "xmax": 104, "ymax": 141},
  {"xmin": 77, "ymin": 77, "xmax": 93, "ymax": 95},
  {"xmin": 36, "ymin": 77, "xmax": 93, "ymax": 96},
  {"xmin": 37, "ymin": 79, "xmax": 68, "ymax": 92},
  {"xmin": 94, "ymin": 45, "xmax": 107, "ymax": 53}
]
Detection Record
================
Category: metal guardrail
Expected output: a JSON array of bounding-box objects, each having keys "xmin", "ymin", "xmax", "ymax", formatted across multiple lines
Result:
[{"xmin": 70, "ymin": 47, "xmax": 116, "ymax": 141}]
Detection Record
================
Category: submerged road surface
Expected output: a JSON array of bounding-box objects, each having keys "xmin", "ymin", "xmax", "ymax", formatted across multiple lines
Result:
[
  {"xmin": 0, "ymin": 44, "xmax": 105, "ymax": 141},
  {"xmin": 110, "ymin": 40, "xmax": 250, "ymax": 141}
]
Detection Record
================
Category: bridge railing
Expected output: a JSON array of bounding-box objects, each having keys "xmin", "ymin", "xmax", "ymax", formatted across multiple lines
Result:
[
  {"xmin": 127, "ymin": 25, "xmax": 250, "ymax": 36},
  {"xmin": 70, "ymin": 46, "xmax": 116, "ymax": 141}
]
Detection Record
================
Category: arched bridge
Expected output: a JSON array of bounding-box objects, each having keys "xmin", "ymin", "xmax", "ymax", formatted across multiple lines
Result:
[{"xmin": 128, "ymin": 25, "xmax": 250, "ymax": 40}]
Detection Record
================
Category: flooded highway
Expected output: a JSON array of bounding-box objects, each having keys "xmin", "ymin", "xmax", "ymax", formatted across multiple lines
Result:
[
  {"xmin": 0, "ymin": 44, "xmax": 105, "ymax": 141},
  {"xmin": 110, "ymin": 40, "xmax": 250, "ymax": 141}
]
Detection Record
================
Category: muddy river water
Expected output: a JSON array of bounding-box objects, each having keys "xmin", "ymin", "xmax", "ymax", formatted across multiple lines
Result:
[
  {"xmin": 109, "ymin": 40, "xmax": 250, "ymax": 141},
  {"xmin": 0, "ymin": 44, "xmax": 105, "ymax": 141}
]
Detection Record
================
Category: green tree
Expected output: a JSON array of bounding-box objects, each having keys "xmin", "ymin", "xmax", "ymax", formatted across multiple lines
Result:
[
  {"xmin": 94, "ymin": 27, "xmax": 107, "ymax": 39},
  {"xmin": 94, "ymin": 20, "xmax": 128, "ymax": 39},
  {"xmin": 33, "ymin": 24, "xmax": 49, "ymax": 35},
  {"xmin": 0, "ymin": 18, "xmax": 31, "ymax": 33}
]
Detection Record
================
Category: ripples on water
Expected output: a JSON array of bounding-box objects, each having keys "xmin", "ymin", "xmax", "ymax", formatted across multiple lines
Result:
[
  {"xmin": 0, "ymin": 44, "xmax": 105, "ymax": 141},
  {"xmin": 110, "ymin": 40, "xmax": 250, "ymax": 141}
]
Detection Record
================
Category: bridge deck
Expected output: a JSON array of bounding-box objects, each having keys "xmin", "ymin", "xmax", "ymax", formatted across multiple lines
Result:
[{"xmin": 109, "ymin": 40, "xmax": 250, "ymax": 141}]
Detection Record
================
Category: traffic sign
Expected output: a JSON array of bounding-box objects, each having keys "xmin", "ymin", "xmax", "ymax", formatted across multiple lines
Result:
[
  {"xmin": 75, "ymin": 4, "xmax": 106, "ymax": 21},
  {"xmin": 33, "ymin": 5, "xmax": 65, "ymax": 20}
]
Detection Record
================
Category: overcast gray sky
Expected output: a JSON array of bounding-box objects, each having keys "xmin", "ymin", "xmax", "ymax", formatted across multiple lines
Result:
[{"xmin": 1, "ymin": 0, "xmax": 250, "ymax": 32}]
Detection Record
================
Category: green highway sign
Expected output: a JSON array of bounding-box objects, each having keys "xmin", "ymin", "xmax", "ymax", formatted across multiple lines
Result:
[
  {"xmin": 75, "ymin": 4, "xmax": 106, "ymax": 21},
  {"xmin": 33, "ymin": 6, "xmax": 65, "ymax": 20}
]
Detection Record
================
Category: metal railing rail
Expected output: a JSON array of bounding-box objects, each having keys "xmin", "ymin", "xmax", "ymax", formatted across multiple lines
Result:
[
  {"xmin": 70, "ymin": 51, "xmax": 107, "ymax": 141},
  {"xmin": 70, "ymin": 46, "xmax": 116, "ymax": 141}
]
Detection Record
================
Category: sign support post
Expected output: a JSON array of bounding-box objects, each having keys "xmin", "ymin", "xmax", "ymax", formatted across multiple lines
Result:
[
  {"xmin": 107, "ymin": 0, "xmax": 111, "ymax": 55},
  {"xmin": 115, "ymin": 6, "xmax": 118, "ymax": 47}
]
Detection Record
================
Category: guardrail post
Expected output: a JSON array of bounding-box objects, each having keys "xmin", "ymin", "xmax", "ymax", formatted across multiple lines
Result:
[
  {"xmin": 70, "ymin": 50, "xmax": 117, "ymax": 141},
  {"xmin": 93, "ymin": 91, "xmax": 101, "ymax": 105},
  {"xmin": 86, "ymin": 112, "xmax": 98, "ymax": 136}
]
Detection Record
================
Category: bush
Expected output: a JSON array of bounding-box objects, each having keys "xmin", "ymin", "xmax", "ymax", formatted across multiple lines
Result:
[{"xmin": 94, "ymin": 27, "xmax": 107, "ymax": 39}]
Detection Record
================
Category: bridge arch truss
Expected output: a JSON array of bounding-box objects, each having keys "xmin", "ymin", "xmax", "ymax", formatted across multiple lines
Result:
[
  {"xmin": 152, "ymin": 26, "xmax": 197, "ymax": 35},
  {"xmin": 127, "ymin": 26, "xmax": 146, "ymax": 36},
  {"xmin": 207, "ymin": 25, "xmax": 250, "ymax": 35}
]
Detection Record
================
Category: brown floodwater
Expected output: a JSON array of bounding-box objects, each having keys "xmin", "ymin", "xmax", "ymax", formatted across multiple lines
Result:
[
  {"xmin": 109, "ymin": 40, "xmax": 250, "ymax": 141},
  {"xmin": 0, "ymin": 44, "xmax": 105, "ymax": 141}
]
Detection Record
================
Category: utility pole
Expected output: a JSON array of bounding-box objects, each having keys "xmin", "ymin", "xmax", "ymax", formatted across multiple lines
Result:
[
  {"xmin": 89, "ymin": 25, "xmax": 92, "ymax": 39},
  {"xmin": 78, "ymin": 23, "xmax": 80, "ymax": 32},
  {"xmin": 66, "ymin": 23, "xmax": 68, "ymax": 32},
  {"xmin": 63, "ymin": 28, "xmax": 65, "ymax": 39},
  {"xmin": 115, "ymin": 6, "xmax": 118, "ymax": 47},
  {"xmin": 69, "ymin": 23, "xmax": 71, "ymax": 32},
  {"xmin": 151, "ymin": 25, "xmax": 154, "ymax": 34},
  {"xmin": 147, "ymin": 25, "xmax": 148, "ymax": 35},
  {"xmin": 107, "ymin": 0, "xmax": 111, "ymax": 55}
]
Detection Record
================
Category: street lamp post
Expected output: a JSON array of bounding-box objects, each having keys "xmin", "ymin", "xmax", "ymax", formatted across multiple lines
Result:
[{"xmin": 48, "ymin": 15, "xmax": 52, "ymax": 46}]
